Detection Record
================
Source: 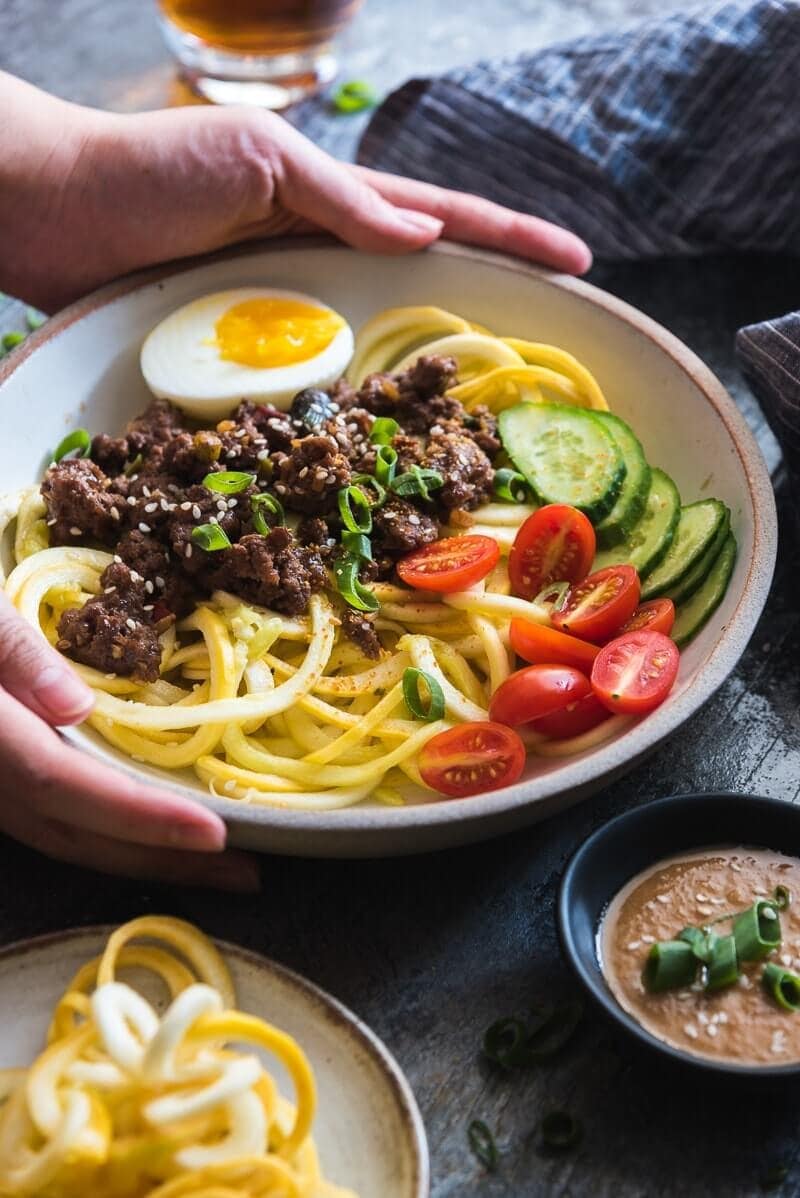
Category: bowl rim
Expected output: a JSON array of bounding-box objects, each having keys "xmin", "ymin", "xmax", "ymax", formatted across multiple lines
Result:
[
  {"xmin": 0, "ymin": 922, "xmax": 430, "ymax": 1196},
  {"xmin": 558, "ymin": 791, "xmax": 800, "ymax": 1078},
  {"xmin": 0, "ymin": 237, "xmax": 779, "ymax": 838}
]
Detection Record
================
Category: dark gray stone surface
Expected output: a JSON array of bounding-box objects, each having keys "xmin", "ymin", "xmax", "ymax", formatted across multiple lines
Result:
[{"xmin": 1, "ymin": 3, "xmax": 799, "ymax": 1194}]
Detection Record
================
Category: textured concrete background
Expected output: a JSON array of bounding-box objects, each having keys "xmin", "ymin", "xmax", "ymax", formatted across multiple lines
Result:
[{"xmin": 1, "ymin": 3, "xmax": 799, "ymax": 1195}]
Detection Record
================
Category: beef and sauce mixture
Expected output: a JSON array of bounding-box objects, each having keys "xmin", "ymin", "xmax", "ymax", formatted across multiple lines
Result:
[
  {"xmin": 42, "ymin": 355, "xmax": 500, "ymax": 682},
  {"xmin": 601, "ymin": 848, "xmax": 800, "ymax": 1065}
]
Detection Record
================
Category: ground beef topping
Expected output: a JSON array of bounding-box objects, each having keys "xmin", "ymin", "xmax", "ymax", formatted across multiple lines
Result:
[
  {"xmin": 272, "ymin": 434, "xmax": 351, "ymax": 516},
  {"xmin": 42, "ymin": 458, "xmax": 125, "ymax": 546},
  {"xmin": 339, "ymin": 607, "xmax": 383, "ymax": 660},
  {"xmin": 421, "ymin": 432, "xmax": 494, "ymax": 511},
  {"xmin": 56, "ymin": 560, "xmax": 163, "ymax": 683},
  {"xmin": 207, "ymin": 528, "xmax": 327, "ymax": 615}
]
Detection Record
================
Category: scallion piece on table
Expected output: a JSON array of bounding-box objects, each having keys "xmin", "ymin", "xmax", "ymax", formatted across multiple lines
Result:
[
  {"xmin": 390, "ymin": 465, "xmax": 443, "ymax": 502},
  {"xmin": 493, "ymin": 467, "xmax": 531, "ymax": 503},
  {"xmin": 402, "ymin": 667, "xmax": 445, "ymax": 722},
  {"xmin": 483, "ymin": 1017, "xmax": 529, "ymax": 1069},
  {"xmin": 191, "ymin": 523, "xmax": 232, "ymax": 552},
  {"xmin": 733, "ymin": 900, "xmax": 781, "ymax": 962},
  {"xmin": 642, "ymin": 941, "xmax": 697, "ymax": 992},
  {"xmin": 540, "ymin": 1110, "xmax": 583, "ymax": 1151},
  {"xmin": 763, "ymin": 963, "xmax": 800, "ymax": 1011},
  {"xmin": 332, "ymin": 79, "xmax": 378, "ymax": 114},
  {"xmin": 370, "ymin": 416, "xmax": 399, "ymax": 444},
  {"xmin": 203, "ymin": 470, "xmax": 255, "ymax": 494},
  {"xmin": 338, "ymin": 484, "xmax": 374, "ymax": 534},
  {"xmin": 341, "ymin": 530, "xmax": 372, "ymax": 560},
  {"xmin": 52, "ymin": 428, "xmax": 91, "ymax": 463},
  {"xmin": 705, "ymin": 933, "xmax": 739, "ymax": 991},
  {"xmin": 333, "ymin": 552, "xmax": 379, "ymax": 613},
  {"xmin": 374, "ymin": 444, "xmax": 398, "ymax": 487},
  {"xmin": 467, "ymin": 1120, "xmax": 498, "ymax": 1172},
  {"xmin": 251, "ymin": 492, "xmax": 285, "ymax": 534},
  {"xmin": 524, "ymin": 1000, "xmax": 583, "ymax": 1060}
]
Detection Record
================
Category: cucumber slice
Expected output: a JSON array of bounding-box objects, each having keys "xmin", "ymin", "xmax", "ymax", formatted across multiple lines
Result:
[
  {"xmin": 592, "ymin": 468, "xmax": 680, "ymax": 577},
  {"xmin": 641, "ymin": 498, "xmax": 729, "ymax": 600},
  {"xmin": 498, "ymin": 403, "xmax": 625, "ymax": 522},
  {"xmin": 672, "ymin": 532, "xmax": 737, "ymax": 648},
  {"xmin": 593, "ymin": 412, "xmax": 652, "ymax": 548},
  {"xmin": 664, "ymin": 507, "xmax": 731, "ymax": 606}
]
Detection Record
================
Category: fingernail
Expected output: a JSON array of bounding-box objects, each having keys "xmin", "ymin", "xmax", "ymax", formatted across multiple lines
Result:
[
  {"xmin": 33, "ymin": 665, "xmax": 94, "ymax": 722},
  {"xmin": 397, "ymin": 209, "xmax": 444, "ymax": 235},
  {"xmin": 167, "ymin": 815, "xmax": 227, "ymax": 853}
]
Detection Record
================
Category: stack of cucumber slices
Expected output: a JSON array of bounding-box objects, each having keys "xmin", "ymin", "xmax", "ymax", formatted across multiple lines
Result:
[{"xmin": 498, "ymin": 404, "xmax": 737, "ymax": 647}]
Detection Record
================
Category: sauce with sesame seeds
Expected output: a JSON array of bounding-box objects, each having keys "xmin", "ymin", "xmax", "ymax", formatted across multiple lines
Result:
[{"xmin": 600, "ymin": 848, "xmax": 800, "ymax": 1064}]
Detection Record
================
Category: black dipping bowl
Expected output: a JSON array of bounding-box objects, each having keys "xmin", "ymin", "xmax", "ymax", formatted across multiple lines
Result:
[{"xmin": 558, "ymin": 792, "xmax": 800, "ymax": 1080}]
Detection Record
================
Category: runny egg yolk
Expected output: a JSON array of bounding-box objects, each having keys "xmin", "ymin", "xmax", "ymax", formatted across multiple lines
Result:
[{"xmin": 213, "ymin": 298, "xmax": 345, "ymax": 368}]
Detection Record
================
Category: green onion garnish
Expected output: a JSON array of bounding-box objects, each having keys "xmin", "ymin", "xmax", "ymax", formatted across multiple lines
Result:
[
  {"xmin": 467, "ymin": 1120, "xmax": 498, "ymax": 1172},
  {"xmin": 203, "ymin": 470, "xmax": 255, "ymax": 494},
  {"xmin": 540, "ymin": 1110, "xmax": 582, "ymax": 1151},
  {"xmin": 375, "ymin": 445, "xmax": 398, "ymax": 488},
  {"xmin": 332, "ymin": 79, "xmax": 378, "ymax": 114},
  {"xmin": 191, "ymin": 523, "xmax": 232, "ymax": 552},
  {"xmin": 26, "ymin": 308, "xmax": 45, "ymax": 331},
  {"xmin": 338, "ymin": 485, "xmax": 374, "ymax": 534},
  {"xmin": 642, "ymin": 941, "xmax": 697, "ymax": 992},
  {"xmin": 774, "ymin": 886, "xmax": 791, "ymax": 910},
  {"xmin": 333, "ymin": 552, "xmax": 379, "ymax": 613},
  {"xmin": 483, "ymin": 1017, "xmax": 529, "ymax": 1069},
  {"xmin": 370, "ymin": 417, "xmax": 399, "ymax": 445},
  {"xmin": 705, "ymin": 933, "xmax": 739, "ymax": 991},
  {"xmin": 1, "ymin": 331, "xmax": 25, "ymax": 353},
  {"xmin": 402, "ymin": 667, "xmax": 445, "ymax": 722},
  {"xmin": 493, "ymin": 467, "xmax": 532, "ymax": 503},
  {"xmin": 351, "ymin": 473, "xmax": 387, "ymax": 507},
  {"xmin": 763, "ymin": 963, "xmax": 800, "ymax": 1011},
  {"xmin": 733, "ymin": 900, "xmax": 781, "ymax": 962},
  {"xmin": 390, "ymin": 465, "xmax": 444, "ymax": 502},
  {"xmin": 678, "ymin": 925, "xmax": 719, "ymax": 963},
  {"xmin": 52, "ymin": 428, "xmax": 91, "ymax": 463},
  {"xmin": 341, "ymin": 531, "xmax": 372, "ymax": 560},
  {"xmin": 251, "ymin": 492, "xmax": 285, "ymax": 534},
  {"xmin": 124, "ymin": 452, "xmax": 143, "ymax": 477}
]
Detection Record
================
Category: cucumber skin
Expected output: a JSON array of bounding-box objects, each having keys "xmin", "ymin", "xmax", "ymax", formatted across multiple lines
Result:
[
  {"xmin": 592, "ymin": 467, "xmax": 680, "ymax": 578},
  {"xmin": 499, "ymin": 403, "xmax": 625, "ymax": 523},
  {"xmin": 664, "ymin": 509, "xmax": 731, "ymax": 606},
  {"xmin": 593, "ymin": 413, "xmax": 652, "ymax": 549},
  {"xmin": 641, "ymin": 498, "xmax": 728, "ymax": 600},
  {"xmin": 673, "ymin": 532, "xmax": 737, "ymax": 648}
]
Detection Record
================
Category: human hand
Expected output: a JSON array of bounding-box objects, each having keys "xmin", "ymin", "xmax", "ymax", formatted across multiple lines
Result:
[
  {"xmin": 0, "ymin": 72, "xmax": 591, "ymax": 311},
  {"xmin": 0, "ymin": 591, "xmax": 259, "ymax": 890}
]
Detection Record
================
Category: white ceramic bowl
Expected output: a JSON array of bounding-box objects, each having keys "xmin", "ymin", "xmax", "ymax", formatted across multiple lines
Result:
[
  {"xmin": 0, "ymin": 927, "xmax": 429, "ymax": 1198},
  {"xmin": 0, "ymin": 239, "xmax": 777, "ymax": 856}
]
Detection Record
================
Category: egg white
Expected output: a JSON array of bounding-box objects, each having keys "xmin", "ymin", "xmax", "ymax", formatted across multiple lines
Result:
[{"xmin": 140, "ymin": 288, "xmax": 354, "ymax": 420}]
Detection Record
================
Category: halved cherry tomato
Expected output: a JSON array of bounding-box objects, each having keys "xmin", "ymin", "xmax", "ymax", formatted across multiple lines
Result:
[
  {"xmin": 591, "ymin": 630, "xmax": 680, "ymax": 715},
  {"xmin": 397, "ymin": 534, "xmax": 500, "ymax": 593},
  {"xmin": 619, "ymin": 597, "xmax": 676, "ymax": 637},
  {"xmin": 510, "ymin": 617, "xmax": 600, "ymax": 674},
  {"xmin": 552, "ymin": 564, "xmax": 640, "ymax": 643},
  {"xmin": 533, "ymin": 693, "xmax": 611, "ymax": 739},
  {"xmin": 418, "ymin": 721, "xmax": 526, "ymax": 797},
  {"xmin": 489, "ymin": 664, "xmax": 592, "ymax": 728},
  {"xmin": 508, "ymin": 505, "xmax": 596, "ymax": 601}
]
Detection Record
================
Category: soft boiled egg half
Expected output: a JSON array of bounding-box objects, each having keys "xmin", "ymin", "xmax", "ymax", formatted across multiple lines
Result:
[{"xmin": 140, "ymin": 288, "xmax": 354, "ymax": 419}]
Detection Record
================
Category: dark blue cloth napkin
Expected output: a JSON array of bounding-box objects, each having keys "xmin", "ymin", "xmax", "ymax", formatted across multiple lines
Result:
[{"xmin": 358, "ymin": 0, "xmax": 800, "ymax": 475}]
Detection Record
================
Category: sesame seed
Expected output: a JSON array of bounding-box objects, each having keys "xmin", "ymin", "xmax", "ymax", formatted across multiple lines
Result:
[
  {"xmin": 192, "ymin": 505, "xmax": 202, "ymax": 520},
  {"xmin": 408, "ymin": 514, "xmax": 420, "ymax": 525},
  {"xmin": 138, "ymin": 523, "xmax": 151, "ymax": 534},
  {"xmin": 315, "ymin": 467, "xmax": 328, "ymax": 480},
  {"xmin": 143, "ymin": 604, "xmax": 154, "ymax": 612},
  {"xmin": 69, "ymin": 526, "xmax": 82, "ymax": 536},
  {"xmin": 144, "ymin": 501, "xmax": 158, "ymax": 513},
  {"xmin": 103, "ymin": 586, "xmax": 116, "ymax": 594},
  {"xmin": 257, "ymin": 449, "xmax": 269, "ymax": 461},
  {"xmin": 656, "ymin": 894, "xmax": 670, "ymax": 904},
  {"xmin": 626, "ymin": 940, "xmax": 641, "ymax": 951},
  {"xmin": 697, "ymin": 1011, "xmax": 708, "ymax": 1025},
  {"xmin": 717, "ymin": 1012, "xmax": 729, "ymax": 1024},
  {"xmin": 185, "ymin": 544, "xmax": 193, "ymax": 558},
  {"xmin": 110, "ymin": 505, "xmax": 120, "ymax": 520},
  {"xmin": 142, "ymin": 485, "xmax": 151, "ymax": 498},
  {"xmin": 763, "ymin": 907, "xmax": 778, "ymax": 920},
  {"xmin": 228, "ymin": 498, "xmax": 238, "ymax": 508},
  {"xmin": 128, "ymin": 474, "xmax": 138, "ymax": 482},
  {"xmin": 114, "ymin": 555, "xmax": 123, "ymax": 564},
  {"xmin": 145, "ymin": 579, "xmax": 154, "ymax": 594},
  {"xmin": 129, "ymin": 571, "xmax": 141, "ymax": 582},
  {"xmin": 46, "ymin": 517, "xmax": 57, "ymax": 525},
  {"xmin": 641, "ymin": 934, "xmax": 655, "ymax": 944},
  {"xmin": 180, "ymin": 501, "xmax": 192, "ymax": 511},
  {"xmin": 160, "ymin": 498, "xmax": 170, "ymax": 511},
  {"xmin": 695, "ymin": 893, "xmax": 708, "ymax": 903},
  {"xmin": 127, "ymin": 495, "xmax": 137, "ymax": 506},
  {"xmin": 274, "ymin": 484, "xmax": 287, "ymax": 494},
  {"xmin": 209, "ymin": 515, "xmax": 218, "ymax": 525},
  {"xmin": 707, "ymin": 1024, "xmax": 718, "ymax": 1038},
  {"xmin": 226, "ymin": 450, "xmax": 237, "ymax": 460},
  {"xmin": 684, "ymin": 1024, "xmax": 698, "ymax": 1039},
  {"xmin": 125, "ymin": 617, "xmax": 136, "ymax": 631},
  {"xmin": 299, "ymin": 466, "xmax": 309, "ymax": 479},
  {"xmin": 155, "ymin": 576, "xmax": 165, "ymax": 589},
  {"xmin": 697, "ymin": 904, "xmax": 714, "ymax": 916}
]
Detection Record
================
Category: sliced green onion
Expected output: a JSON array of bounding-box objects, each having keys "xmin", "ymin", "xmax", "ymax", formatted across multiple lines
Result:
[
  {"xmin": 493, "ymin": 467, "xmax": 531, "ymax": 503},
  {"xmin": 191, "ymin": 523, "xmax": 232, "ymax": 552},
  {"xmin": 482, "ymin": 1017, "xmax": 528, "ymax": 1069},
  {"xmin": 391, "ymin": 465, "xmax": 444, "ymax": 502},
  {"xmin": 26, "ymin": 308, "xmax": 45, "ymax": 331},
  {"xmin": 370, "ymin": 417, "xmax": 399, "ymax": 445},
  {"xmin": 533, "ymin": 580, "xmax": 570, "ymax": 612},
  {"xmin": 774, "ymin": 886, "xmax": 791, "ymax": 910},
  {"xmin": 251, "ymin": 492, "xmax": 285, "ymax": 534},
  {"xmin": 733, "ymin": 900, "xmax": 781, "ymax": 962},
  {"xmin": 203, "ymin": 470, "xmax": 255, "ymax": 494},
  {"xmin": 467, "ymin": 1120, "xmax": 498, "ymax": 1172},
  {"xmin": 374, "ymin": 445, "xmax": 398, "ymax": 488},
  {"xmin": 332, "ymin": 79, "xmax": 378, "ymax": 114},
  {"xmin": 642, "ymin": 941, "xmax": 697, "ymax": 993},
  {"xmin": 333, "ymin": 552, "xmax": 379, "ymax": 613},
  {"xmin": 338, "ymin": 485, "xmax": 373, "ymax": 534},
  {"xmin": 524, "ymin": 1000, "xmax": 583, "ymax": 1060},
  {"xmin": 705, "ymin": 933, "xmax": 739, "ymax": 992},
  {"xmin": 351, "ymin": 473, "xmax": 387, "ymax": 507},
  {"xmin": 52, "ymin": 428, "xmax": 91, "ymax": 463},
  {"xmin": 678, "ymin": 926, "xmax": 718, "ymax": 963},
  {"xmin": 763, "ymin": 963, "xmax": 800, "ymax": 1011},
  {"xmin": 1, "ymin": 331, "xmax": 25, "ymax": 353},
  {"xmin": 402, "ymin": 667, "xmax": 445, "ymax": 722},
  {"xmin": 541, "ymin": 1110, "xmax": 582, "ymax": 1151},
  {"xmin": 124, "ymin": 452, "xmax": 143, "ymax": 477},
  {"xmin": 341, "ymin": 531, "xmax": 372, "ymax": 560}
]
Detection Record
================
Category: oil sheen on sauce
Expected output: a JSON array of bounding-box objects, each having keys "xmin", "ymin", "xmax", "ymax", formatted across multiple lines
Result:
[{"xmin": 599, "ymin": 847, "xmax": 800, "ymax": 1065}]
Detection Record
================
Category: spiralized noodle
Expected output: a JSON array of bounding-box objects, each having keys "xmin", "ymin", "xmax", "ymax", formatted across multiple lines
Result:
[
  {"xmin": 0, "ymin": 918, "xmax": 355, "ymax": 1197},
  {"xmin": 2, "ymin": 305, "xmax": 613, "ymax": 809}
]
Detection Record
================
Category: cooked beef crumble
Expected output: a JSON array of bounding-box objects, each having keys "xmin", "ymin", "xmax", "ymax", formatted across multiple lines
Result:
[{"xmin": 43, "ymin": 354, "xmax": 500, "ymax": 675}]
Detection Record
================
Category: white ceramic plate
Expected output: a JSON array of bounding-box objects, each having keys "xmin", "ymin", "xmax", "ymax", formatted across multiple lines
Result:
[
  {"xmin": 0, "ymin": 927, "xmax": 428, "ymax": 1198},
  {"xmin": 0, "ymin": 240, "xmax": 777, "ymax": 855}
]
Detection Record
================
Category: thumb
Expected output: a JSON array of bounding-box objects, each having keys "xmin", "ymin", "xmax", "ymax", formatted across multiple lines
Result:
[
  {"xmin": 0, "ymin": 592, "xmax": 94, "ymax": 726},
  {"xmin": 276, "ymin": 125, "xmax": 444, "ymax": 252}
]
